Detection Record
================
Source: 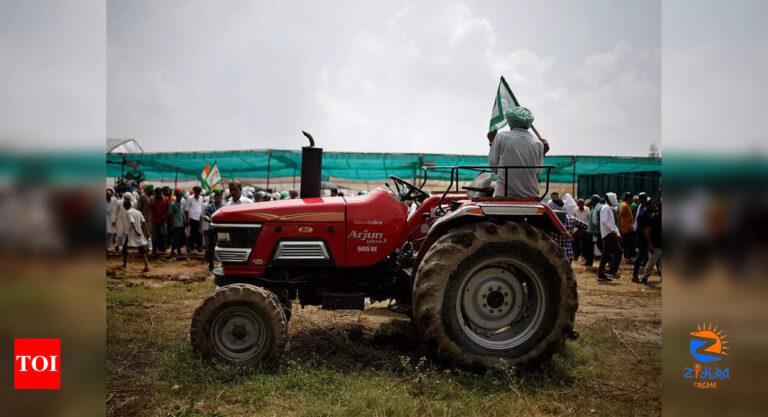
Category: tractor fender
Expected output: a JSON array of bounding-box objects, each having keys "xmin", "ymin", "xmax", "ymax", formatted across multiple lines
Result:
[{"xmin": 412, "ymin": 203, "xmax": 568, "ymax": 275}]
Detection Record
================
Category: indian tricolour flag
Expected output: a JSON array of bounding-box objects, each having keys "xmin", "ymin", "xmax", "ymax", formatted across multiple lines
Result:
[
  {"xmin": 199, "ymin": 162, "xmax": 223, "ymax": 192},
  {"xmin": 488, "ymin": 76, "xmax": 521, "ymax": 133},
  {"xmin": 207, "ymin": 162, "xmax": 222, "ymax": 191}
]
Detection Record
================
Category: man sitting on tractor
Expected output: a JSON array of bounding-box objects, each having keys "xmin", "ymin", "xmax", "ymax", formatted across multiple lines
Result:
[{"xmin": 487, "ymin": 107, "xmax": 550, "ymax": 199}]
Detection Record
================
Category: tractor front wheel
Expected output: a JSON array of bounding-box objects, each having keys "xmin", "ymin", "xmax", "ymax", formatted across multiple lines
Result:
[
  {"xmin": 191, "ymin": 284, "xmax": 288, "ymax": 365},
  {"xmin": 413, "ymin": 221, "xmax": 577, "ymax": 368}
]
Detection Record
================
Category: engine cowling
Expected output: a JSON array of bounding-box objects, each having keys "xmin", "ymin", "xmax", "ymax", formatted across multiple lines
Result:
[{"xmin": 211, "ymin": 189, "xmax": 407, "ymax": 274}]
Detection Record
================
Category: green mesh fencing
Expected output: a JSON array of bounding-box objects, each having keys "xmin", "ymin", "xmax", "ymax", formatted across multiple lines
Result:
[{"xmin": 106, "ymin": 149, "xmax": 661, "ymax": 184}]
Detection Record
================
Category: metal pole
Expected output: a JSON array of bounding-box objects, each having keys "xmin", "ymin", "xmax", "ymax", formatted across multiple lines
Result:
[
  {"xmin": 174, "ymin": 169, "xmax": 178, "ymax": 189},
  {"xmin": 120, "ymin": 155, "xmax": 125, "ymax": 190},
  {"xmin": 266, "ymin": 150, "xmax": 272, "ymax": 190},
  {"xmin": 572, "ymin": 155, "xmax": 577, "ymax": 196},
  {"xmin": 414, "ymin": 154, "xmax": 423, "ymax": 185},
  {"xmin": 292, "ymin": 167, "xmax": 296, "ymax": 189}
]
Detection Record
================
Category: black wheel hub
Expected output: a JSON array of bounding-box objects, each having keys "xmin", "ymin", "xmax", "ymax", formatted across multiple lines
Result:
[
  {"xmin": 210, "ymin": 306, "xmax": 268, "ymax": 361},
  {"xmin": 231, "ymin": 324, "xmax": 248, "ymax": 340},
  {"xmin": 487, "ymin": 290, "xmax": 505, "ymax": 309}
]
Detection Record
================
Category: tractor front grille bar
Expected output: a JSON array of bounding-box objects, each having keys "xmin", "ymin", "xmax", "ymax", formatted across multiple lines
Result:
[
  {"xmin": 214, "ymin": 247, "xmax": 252, "ymax": 263},
  {"xmin": 274, "ymin": 241, "xmax": 330, "ymax": 260}
]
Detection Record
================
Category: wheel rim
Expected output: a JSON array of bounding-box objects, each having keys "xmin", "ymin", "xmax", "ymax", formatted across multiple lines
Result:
[
  {"xmin": 210, "ymin": 305, "xmax": 268, "ymax": 361},
  {"xmin": 456, "ymin": 257, "xmax": 546, "ymax": 350}
]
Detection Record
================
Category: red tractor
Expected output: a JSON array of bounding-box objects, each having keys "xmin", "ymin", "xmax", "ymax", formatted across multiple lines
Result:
[{"xmin": 191, "ymin": 135, "xmax": 578, "ymax": 368}]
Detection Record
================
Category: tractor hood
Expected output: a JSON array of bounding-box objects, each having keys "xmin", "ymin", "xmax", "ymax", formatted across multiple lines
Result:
[{"xmin": 212, "ymin": 196, "xmax": 346, "ymax": 223}]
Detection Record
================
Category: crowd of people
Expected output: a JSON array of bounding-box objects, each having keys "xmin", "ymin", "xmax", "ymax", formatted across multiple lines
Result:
[
  {"xmin": 106, "ymin": 180, "xmax": 302, "ymax": 271},
  {"xmin": 547, "ymin": 191, "xmax": 662, "ymax": 284},
  {"xmin": 107, "ymin": 173, "xmax": 661, "ymax": 285}
]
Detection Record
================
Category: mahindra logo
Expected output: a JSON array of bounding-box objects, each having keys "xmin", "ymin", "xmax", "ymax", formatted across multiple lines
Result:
[{"xmin": 14, "ymin": 338, "xmax": 61, "ymax": 390}]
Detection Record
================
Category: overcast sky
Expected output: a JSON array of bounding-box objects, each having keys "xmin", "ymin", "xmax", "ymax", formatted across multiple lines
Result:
[
  {"xmin": 106, "ymin": 0, "xmax": 661, "ymax": 156},
  {"xmin": 3, "ymin": 1, "xmax": 765, "ymax": 156}
]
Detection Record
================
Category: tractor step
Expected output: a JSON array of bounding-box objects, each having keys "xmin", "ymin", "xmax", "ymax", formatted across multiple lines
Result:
[{"xmin": 321, "ymin": 292, "xmax": 365, "ymax": 311}]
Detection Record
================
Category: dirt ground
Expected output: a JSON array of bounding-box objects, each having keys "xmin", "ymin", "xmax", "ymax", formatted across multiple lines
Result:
[{"xmin": 107, "ymin": 252, "xmax": 661, "ymax": 417}]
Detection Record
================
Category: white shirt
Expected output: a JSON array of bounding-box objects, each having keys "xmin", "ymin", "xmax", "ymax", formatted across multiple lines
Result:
[
  {"xmin": 185, "ymin": 194, "xmax": 205, "ymax": 220},
  {"xmin": 124, "ymin": 208, "xmax": 148, "ymax": 247},
  {"xmin": 599, "ymin": 204, "xmax": 619, "ymax": 238},
  {"xmin": 573, "ymin": 206, "xmax": 590, "ymax": 224},
  {"xmin": 227, "ymin": 196, "xmax": 253, "ymax": 206},
  {"xmin": 488, "ymin": 128, "xmax": 544, "ymax": 198},
  {"xmin": 106, "ymin": 197, "xmax": 119, "ymax": 234},
  {"xmin": 112, "ymin": 199, "xmax": 131, "ymax": 237}
]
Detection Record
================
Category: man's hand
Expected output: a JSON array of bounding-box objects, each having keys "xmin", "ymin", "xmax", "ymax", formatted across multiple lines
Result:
[
  {"xmin": 540, "ymin": 137, "xmax": 550, "ymax": 154},
  {"xmin": 487, "ymin": 130, "xmax": 497, "ymax": 145}
]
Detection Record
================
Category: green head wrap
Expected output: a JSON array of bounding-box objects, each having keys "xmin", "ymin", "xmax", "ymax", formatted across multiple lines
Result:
[{"xmin": 504, "ymin": 106, "xmax": 534, "ymax": 129}]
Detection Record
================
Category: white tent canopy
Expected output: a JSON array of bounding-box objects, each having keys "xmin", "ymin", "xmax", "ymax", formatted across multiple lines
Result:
[{"xmin": 107, "ymin": 138, "xmax": 143, "ymax": 154}]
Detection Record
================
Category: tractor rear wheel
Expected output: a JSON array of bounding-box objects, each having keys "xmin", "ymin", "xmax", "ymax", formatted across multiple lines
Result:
[
  {"xmin": 191, "ymin": 284, "xmax": 288, "ymax": 365},
  {"xmin": 413, "ymin": 221, "xmax": 577, "ymax": 368}
]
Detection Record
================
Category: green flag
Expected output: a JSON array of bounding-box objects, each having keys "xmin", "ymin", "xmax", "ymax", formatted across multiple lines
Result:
[
  {"xmin": 488, "ymin": 76, "xmax": 521, "ymax": 132},
  {"xmin": 199, "ymin": 163, "xmax": 211, "ymax": 191}
]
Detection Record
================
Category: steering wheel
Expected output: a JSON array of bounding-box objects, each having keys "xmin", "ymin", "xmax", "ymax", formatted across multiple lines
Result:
[{"xmin": 389, "ymin": 176, "xmax": 429, "ymax": 203}]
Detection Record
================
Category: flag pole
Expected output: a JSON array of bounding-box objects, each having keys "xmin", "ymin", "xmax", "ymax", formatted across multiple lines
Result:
[{"xmin": 500, "ymin": 76, "xmax": 546, "ymax": 142}]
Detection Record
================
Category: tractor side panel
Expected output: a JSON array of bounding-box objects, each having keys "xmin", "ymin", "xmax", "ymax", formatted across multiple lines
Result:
[{"xmin": 344, "ymin": 190, "xmax": 408, "ymax": 267}]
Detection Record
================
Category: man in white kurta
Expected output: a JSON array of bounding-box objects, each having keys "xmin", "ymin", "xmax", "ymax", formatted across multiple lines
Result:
[
  {"xmin": 112, "ymin": 192, "xmax": 132, "ymax": 250},
  {"xmin": 597, "ymin": 192, "xmax": 622, "ymax": 281},
  {"xmin": 106, "ymin": 188, "xmax": 119, "ymax": 250},
  {"xmin": 121, "ymin": 199, "xmax": 150, "ymax": 272}
]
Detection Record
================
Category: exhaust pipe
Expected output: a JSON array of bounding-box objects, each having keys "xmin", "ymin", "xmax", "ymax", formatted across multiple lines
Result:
[{"xmin": 300, "ymin": 131, "xmax": 322, "ymax": 198}]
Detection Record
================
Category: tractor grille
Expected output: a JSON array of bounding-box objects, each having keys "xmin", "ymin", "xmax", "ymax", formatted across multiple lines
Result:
[
  {"xmin": 215, "ymin": 247, "xmax": 252, "ymax": 263},
  {"xmin": 274, "ymin": 241, "xmax": 329, "ymax": 260}
]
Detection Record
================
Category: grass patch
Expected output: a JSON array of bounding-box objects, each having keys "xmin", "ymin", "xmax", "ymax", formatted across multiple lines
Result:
[
  {"xmin": 154, "ymin": 340, "xmax": 605, "ymax": 417},
  {"xmin": 107, "ymin": 259, "xmax": 661, "ymax": 417}
]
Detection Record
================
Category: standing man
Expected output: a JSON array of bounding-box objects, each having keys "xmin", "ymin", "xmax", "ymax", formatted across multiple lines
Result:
[
  {"xmin": 112, "ymin": 192, "xmax": 132, "ymax": 253},
  {"xmin": 586, "ymin": 195, "xmax": 602, "ymax": 267},
  {"xmin": 573, "ymin": 198, "xmax": 591, "ymax": 264},
  {"xmin": 150, "ymin": 187, "xmax": 169, "ymax": 256},
  {"xmin": 632, "ymin": 192, "xmax": 648, "ymax": 232},
  {"xmin": 632, "ymin": 192, "xmax": 649, "ymax": 280},
  {"xmin": 488, "ymin": 107, "xmax": 550, "ymax": 199},
  {"xmin": 547, "ymin": 192, "xmax": 560, "ymax": 209},
  {"xmin": 227, "ymin": 180, "xmax": 254, "ymax": 206},
  {"xmin": 203, "ymin": 189, "xmax": 225, "ymax": 270},
  {"xmin": 618, "ymin": 192, "xmax": 635, "ymax": 263},
  {"xmin": 640, "ymin": 201, "xmax": 662, "ymax": 283},
  {"xmin": 120, "ymin": 199, "xmax": 150, "ymax": 272},
  {"xmin": 598, "ymin": 193, "xmax": 622, "ymax": 281},
  {"xmin": 106, "ymin": 188, "xmax": 119, "ymax": 252},
  {"xmin": 185, "ymin": 185, "xmax": 205, "ymax": 254},
  {"xmin": 169, "ymin": 189, "xmax": 187, "ymax": 258},
  {"xmin": 136, "ymin": 185, "xmax": 153, "ymax": 250},
  {"xmin": 550, "ymin": 200, "xmax": 588, "ymax": 262}
]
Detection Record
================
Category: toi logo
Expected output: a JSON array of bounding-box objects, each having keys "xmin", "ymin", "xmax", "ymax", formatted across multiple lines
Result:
[{"xmin": 14, "ymin": 338, "xmax": 61, "ymax": 390}]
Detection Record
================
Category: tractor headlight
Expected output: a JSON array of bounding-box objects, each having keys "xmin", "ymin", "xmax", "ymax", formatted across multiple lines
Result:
[
  {"xmin": 211, "ymin": 223, "xmax": 262, "ymax": 248},
  {"xmin": 217, "ymin": 232, "xmax": 231, "ymax": 243}
]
